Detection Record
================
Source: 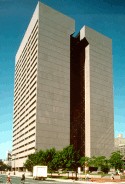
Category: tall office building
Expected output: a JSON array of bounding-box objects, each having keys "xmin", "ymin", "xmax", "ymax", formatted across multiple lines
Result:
[
  {"xmin": 12, "ymin": 2, "xmax": 74, "ymax": 170},
  {"xmin": 12, "ymin": 2, "xmax": 114, "ymax": 170},
  {"xmin": 70, "ymin": 26, "xmax": 114, "ymax": 157}
]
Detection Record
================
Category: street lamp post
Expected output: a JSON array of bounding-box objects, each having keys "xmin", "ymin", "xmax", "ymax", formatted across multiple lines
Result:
[
  {"xmin": 84, "ymin": 161, "xmax": 89, "ymax": 180},
  {"xmin": 13, "ymin": 155, "xmax": 16, "ymax": 175}
]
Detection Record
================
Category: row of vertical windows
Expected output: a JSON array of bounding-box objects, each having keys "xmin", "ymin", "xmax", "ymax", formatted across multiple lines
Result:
[
  {"xmin": 13, "ymin": 126, "xmax": 35, "ymax": 145},
  {"xmin": 13, "ymin": 146, "xmax": 35, "ymax": 160},
  {"xmin": 13, "ymin": 118, "xmax": 35, "ymax": 138},
  {"xmin": 13, "ymin": 107, "xmax": 36, "ymax": 137},
  {"xmin": 13, "ymin": 20, "xmax": 38, "ymax": 152},
  {"xmin": 14, "ymin": 55, "xmax": 37, "ymax": 101},
  {"xmin": 13, "ymin": 141, "xmax": 35, "ymax": 158},
  {"xmin": 14, "ymin": 22, "xmax": 38, "ymax": 84},
  {"xmin": 13, "ymin": 97, "xmax": 36, "ymax": 130},
  {"xmin": 14, "ymin": 20, "xmax": 38, "ymax": 122},
  {"xmin": 14, "ymin": 21, "xmax": 38, "ymax": 99},
  {"xmin": 13, "ymin": 133, "xmax": 35, "ymax": 148},
  {"xmin": 13, "ymin": 59, "xmax": 37, "ymax": 110}
]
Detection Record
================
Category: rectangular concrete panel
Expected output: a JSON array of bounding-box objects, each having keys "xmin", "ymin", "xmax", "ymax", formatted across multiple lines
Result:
[
  {"xmin": 81, "ymin": 26, "xmax": 114, "ymax": 157},
  {"xmin": 36, "ymin": 3, "xmax": 75, "ymax": 150}
]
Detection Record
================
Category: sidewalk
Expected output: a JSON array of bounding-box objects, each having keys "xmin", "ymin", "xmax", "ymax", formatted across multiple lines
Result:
[
  {"xmin": 47, "ymin": 178, "xmax": 96, "ymax": 183},
  {"xmin": 2, "ymin": 171, "xmax": 125, "ymax": 183},
  {"xmin": 47, "ymin": 177, "xmax": 125, "ymax": 183}
]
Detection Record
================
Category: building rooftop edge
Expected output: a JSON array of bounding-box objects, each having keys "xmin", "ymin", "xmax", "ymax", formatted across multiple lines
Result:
[
  {"xmin": 38, "ymin": 1, "xmax": 75, "ymax": 23},
  {"xmin": 80, "ymin": 25, "xmax": 112, "ymax": 43},
  {"xmin": 15, "ymin": 2, "xmax": 39, "ymax": 64},
  {"xmin": 15, "ymin": 1, "xmax": 75, "ymax": 64}
]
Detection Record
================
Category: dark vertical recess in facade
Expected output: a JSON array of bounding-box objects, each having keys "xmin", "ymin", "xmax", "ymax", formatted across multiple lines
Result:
[{"xmin": 70, "ymin": 34, "xmax": 88, "ymax": 156}]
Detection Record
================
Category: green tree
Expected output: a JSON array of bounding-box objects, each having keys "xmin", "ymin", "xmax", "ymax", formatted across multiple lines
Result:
[
  {"xmin": 24, "ymin": 153, "xmax": 36, "ymax": 171},
  {"xmin": 24, "ymin": 145, "xmax": 80, "ymax": 174},
  {"xmin": 109, "ymin": 151, "xmax": 124, "ymax": 170},
  {"xmin": 79, "ymin": 156, "xmax": 90, "ymax": 167},
  {"xmin": 24, "ymin": 148, "xmax": 56, "ymax": 172},
  {"xmin": 42, "ymin": 148, "xmax": 56, "ymax": 172},
  {"xmin": 49, "ymin": 151, "xmax": 62, "ymax": 173},
  {"xmin": 35, "ymin": 150, "xmax": 45, "ymax": 164},
  {"xmin": 0, "ymin": 162, "xmax": 11, "ymax": 171},
  {"xmin": 88, "ymin": 156, "xmax": 110, "ymax": 173},
  {"xmin": 60, "ymin": 145, "xmax": 80, "ymax": 171}
]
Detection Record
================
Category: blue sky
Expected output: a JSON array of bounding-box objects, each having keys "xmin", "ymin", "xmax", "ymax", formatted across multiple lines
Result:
[{"xmin": 0, "ymin": 0, "xmax": 125, "ymax": 159}]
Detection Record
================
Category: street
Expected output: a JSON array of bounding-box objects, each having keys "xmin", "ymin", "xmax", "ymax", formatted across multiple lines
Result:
[
  {"xmin": 0, "ymin": 175, "xmax": 57, "ymax": 184},
  {"xmin": 1, "ymin": 175, "xmax": 125, "ymax": 184},
  {"xmin": 0, "ymin": 174, "xmax": 94, "ymax": 184},
  {"xmin": 0, "ymin": 175, "xmax": 87, "ymax": 184}
]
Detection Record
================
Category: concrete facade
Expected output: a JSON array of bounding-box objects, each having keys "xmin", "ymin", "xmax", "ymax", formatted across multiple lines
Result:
[
  {"xmin": 70, "ymin": 26, "xmax": 114, "ymax": 157},
  {"xmin": 12, "ymin": 2, "xmax": 74, "ymax": 169},
  {"xmin": 36, "ymin": 3, "xmax": 75, "ymax": 150},
  {"xmin": 12, "ymin": 2, "xmax": 114, "ymax": 169},
  {"xmin": 81, "ymin": 26, "xmax": 114, "ymax": 157}
]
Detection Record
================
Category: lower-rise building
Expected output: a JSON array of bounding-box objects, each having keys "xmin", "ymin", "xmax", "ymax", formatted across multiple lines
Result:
[{"xmin": 115, "ymin": 134, "xmax": 125, "ymax": 156}]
